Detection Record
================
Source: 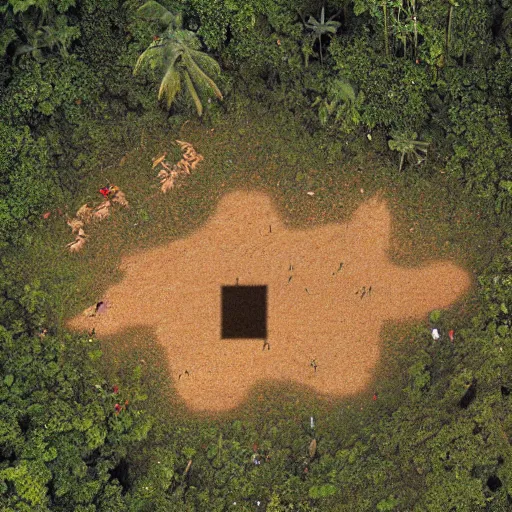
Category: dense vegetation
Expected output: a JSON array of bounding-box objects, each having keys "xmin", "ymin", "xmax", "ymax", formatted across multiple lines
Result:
[{"xmin": 1, "ymin": 0, "xmax": 511, "ymax": 510}]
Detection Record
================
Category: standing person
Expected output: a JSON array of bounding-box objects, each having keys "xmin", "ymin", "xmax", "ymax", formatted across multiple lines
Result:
[
  {"xmin": 262, "ymin": 340, "xmax": 270, "ymax": 351},
  {"xmin": 310, "ymin": 359, "xmax": 318, "ymax": 372}
]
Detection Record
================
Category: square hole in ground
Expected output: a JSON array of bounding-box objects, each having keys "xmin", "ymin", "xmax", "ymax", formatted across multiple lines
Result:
[{"xmin": 222, "ymin": 285, "xmax": 267, "ymax": 339}]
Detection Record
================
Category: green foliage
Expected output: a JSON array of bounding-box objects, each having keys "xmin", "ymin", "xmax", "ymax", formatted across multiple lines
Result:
[
  {"xmin": 376, "ymin": 495, "xmax": 399, "ymax": 511},
  {"xmin": 329, "ymin": 37, "xmax": 433, "ymax": 134},
  {"xmin": 308, "ymin": 483, "xmax": 337, "ymax": 498},
  {"xmin": 429, "ymin": 309, "xmax": 441, "ymax": 323},
  {"xmin": 13, "ymin": 15, "xmax": 80, "ymax": 63},
  {"xmin": 388, "ymin": 131, "xmax": 429, "ymax": 172},
  {"xmin": 0, "ymin": 122, "xmax": 60, "ymax": 248},
  {"xmin": 133, "ymin": 2, "xmax": 223, "ymax": 116},
  {"xmin": 0, "ymin": 283, "xmax": 152, "ymax": 511},
  {"xmin": 137, "ymin": 0, "xmax": 183, "ymax": 29},
  {"xmin": 304, "ymin": 6, "xmax": 341, "ymax": 65},
  {"xmin": 0, "ymin": 28, "xmax": 17, "ymax": 56}
]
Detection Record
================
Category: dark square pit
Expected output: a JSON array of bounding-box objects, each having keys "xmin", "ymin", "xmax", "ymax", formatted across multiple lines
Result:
[{"xmin": 222, "ymin": 285, "xmax": 267, "ymax": 339}]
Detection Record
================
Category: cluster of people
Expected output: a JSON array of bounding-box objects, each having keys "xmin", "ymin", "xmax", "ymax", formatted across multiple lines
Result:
[
  {"xmin": 155, "ymin": 140, "xmax": 204, "ymax": 193},
  {"xmin": 66, "ymin": 184, "xmax": 129, "ymax": 252}
]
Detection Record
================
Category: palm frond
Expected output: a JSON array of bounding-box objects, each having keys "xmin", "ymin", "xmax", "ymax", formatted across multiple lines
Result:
[
  {"xmin": 183, "ymin": 70, "xmax": 203, "ymax": 116},
  {"xmin": 183, "ymin": 51, "xmax": 223, "ymax": 100},
  {"xmin": 305, "ymin": 17, "xmax": 320, "ymax": 29},
  {"xmin": 170, "ymin": 29, "xmax": 201, "ymax": 50},
  {"xmin": 137, "ymin": 1, "xmax": 175, "ymax": 27},
  {"xmin": 188, "ymin": 49, "xmax": 221, "ymax": 77},
  {"xmin": 158, "ymin": 66, "xmax": 181, "ymax": 109},
  {"xmin": 133, "ymin": 45, "xmax": 164, "ymax": 75},
  {"xmin": 329, "ymin": 78, "xmax": 356, "ymax": 103},
  {"xmin": 324, "ymin": 22, "xmax": 341, "ymax": 33}
]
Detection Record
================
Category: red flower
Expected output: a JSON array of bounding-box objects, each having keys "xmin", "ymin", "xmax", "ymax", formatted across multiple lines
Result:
[
  {"xmin": 448, "ymin": 330, "xmax": 454, "ymax": 342},
  {"xmin": 42, "ymin": 211, "xmax": 51, "ymax": 219},
  {"xmin": 114, "ymin": 403, "xmax": 122, "ymax": 414},
  {"xmin": 372, "ymin": 393, "xmax": 378, "ymax": 401},
  {"xmin": 112, "ymin": 385, "xmax": 119, "ymax": 394},
  {"xmin": 99, "ymin": 187, "xmax": 110, "ymax": 198}
]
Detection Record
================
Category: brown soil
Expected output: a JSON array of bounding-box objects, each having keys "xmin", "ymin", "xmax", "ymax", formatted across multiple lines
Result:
[{"xmin": 67, "ymin": 190, "xmax": 471, "ymax": 413}]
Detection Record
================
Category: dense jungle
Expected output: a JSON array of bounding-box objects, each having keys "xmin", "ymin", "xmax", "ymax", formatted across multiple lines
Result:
[{"xmin": 1, "ymin": 0, "xmax": 512, "ymax": 510}]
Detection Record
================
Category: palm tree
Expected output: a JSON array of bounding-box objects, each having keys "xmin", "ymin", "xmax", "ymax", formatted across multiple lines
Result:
[
  {"xmin": 304, "ymin": 6, "xmax": 341, "ymax": 65},
  {"xmin": 388, "ymin": 132, "xmax": 430, "ymax": 172},
  {"xmin": 133, "ymin": 1, "xmax": 223, "ymax": 116}
]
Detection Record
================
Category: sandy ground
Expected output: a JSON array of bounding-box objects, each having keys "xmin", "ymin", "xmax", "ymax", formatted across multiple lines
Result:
[{"xmin": 67, "ymin": 190, "xmax": 471, "ymax": 412}]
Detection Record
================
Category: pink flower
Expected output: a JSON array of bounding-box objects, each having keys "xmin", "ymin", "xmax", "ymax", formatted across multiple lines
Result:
[{"xmin": 113, "ymin": 385, "xmax": 119, "ymax": 394}]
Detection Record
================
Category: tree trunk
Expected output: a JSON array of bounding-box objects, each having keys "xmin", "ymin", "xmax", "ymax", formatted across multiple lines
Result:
[
  {"xmin": 399, "ymin": 151, "xmax": 405, "ymax": 172},
  {"xmin": 383, "ymin": 0, "xmax": 390, "ymax": 58},
  {"xmin": 446, "ymin": 5, "xmax": 453, "ymax": 54}
]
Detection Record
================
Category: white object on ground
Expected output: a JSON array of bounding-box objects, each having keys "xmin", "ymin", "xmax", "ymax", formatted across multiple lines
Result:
[
  {"xmin": 307, "ymin": 191, "xmax": 314, "ymax": 196},
  {"xmin": 310, "ymin": 416, "xmax": 315, "ymax": 429},
  {"xmin": 431, "ymin": 328, "xmax": 440, "ymax": 340}
]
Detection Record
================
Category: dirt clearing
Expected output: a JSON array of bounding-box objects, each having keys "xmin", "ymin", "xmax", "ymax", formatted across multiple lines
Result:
[{"xmin": 67, "ymin": 190, "xmax": 471, "ymax": 412}]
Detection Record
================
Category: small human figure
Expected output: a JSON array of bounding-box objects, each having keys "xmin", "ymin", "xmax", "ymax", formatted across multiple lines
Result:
[
  {"xmin": 368, "ymin": 286, "xmax": 372, "ymax": 296},
  {"xmin": 262, "ymin": 340, "xmax": 270, "ymax": 351},
  {"xmin": 310, "ymin": 359, "xmax": 318, "ymax": 372}
]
